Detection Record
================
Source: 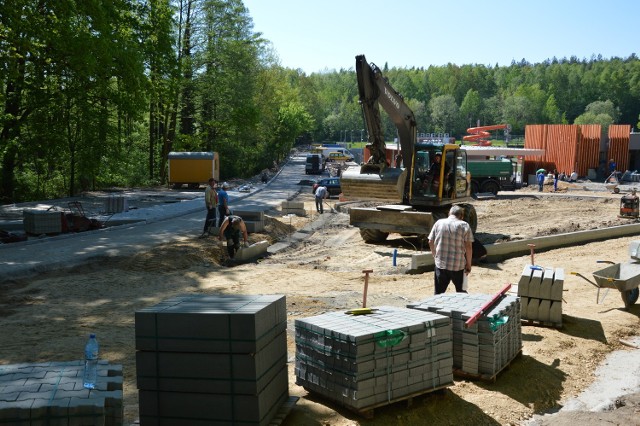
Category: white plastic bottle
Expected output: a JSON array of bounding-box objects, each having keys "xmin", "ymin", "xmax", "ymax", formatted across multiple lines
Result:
[{"xmin": 82, "ymin": 333, "xmax": 99, "ymax": 389}]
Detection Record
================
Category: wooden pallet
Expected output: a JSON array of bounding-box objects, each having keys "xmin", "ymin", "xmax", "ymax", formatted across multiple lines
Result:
[
  {"xmin": 521, "ymin": 319, "xmax": 563, "ymax": 329},
  {"xmin": 304, "ymin": 383, "xmax": 450, "ymax": 419},
  {"xmin": 453, "ymin": 350, "xmax": 522, "ymax": 383}
]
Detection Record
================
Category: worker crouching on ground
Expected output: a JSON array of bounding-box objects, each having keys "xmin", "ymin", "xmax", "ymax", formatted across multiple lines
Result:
[
  {"xmin": 219, "ymin": 215, "xmax": 248, "ymax": 259},
  {"xmin": 428, "ymin": 205, "xmax": 474, "ymax": 294}
]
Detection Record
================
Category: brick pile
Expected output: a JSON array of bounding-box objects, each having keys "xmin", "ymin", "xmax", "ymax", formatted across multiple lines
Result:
[
  {"xmin": 135, "ymin": 294, "xmax": 289, "ymax": 426},
  {"xmin": 408, "ymin": 293, "xmax": 522, "ymax": 378},
  {"xmin": 233, "ymin": 207, "xmax": 266, "ymax": 233},
  {"xmin": 517, "ymin": 265, "xmax": 564, "ymax": 325},
  {"xmin": 295, "ymin": 306, "xmax": 453, "ymax": 411},
  {"xmin": 0, "ymin": 360, "xmax": 123, "ymax": 425}
]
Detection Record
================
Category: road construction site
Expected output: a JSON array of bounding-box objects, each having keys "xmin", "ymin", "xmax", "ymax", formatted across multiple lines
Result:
[{"xmin": 0, "ymin": 153, "xmax": 639, "ymax": 425}]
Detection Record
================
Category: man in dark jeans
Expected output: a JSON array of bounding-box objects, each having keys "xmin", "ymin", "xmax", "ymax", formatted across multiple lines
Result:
[
  {"xmin": 428, "ymin": 205, "xmax": 474, "ymax": 294},
  {"xmin": 200, "ymin": 178, "xmax": 218, "ymax": 238},
  {"xmin": 218, "ymin": 215, "xmax": 248, "ymax": 259}
]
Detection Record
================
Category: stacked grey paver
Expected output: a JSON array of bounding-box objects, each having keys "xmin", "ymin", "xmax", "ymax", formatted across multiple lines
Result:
[
  {"xmin": 517, "ymin": 265, "xmax": 564, "ymax": 325},
  {"xmin": 0, "ymin": 360, "xmax": 123, "ymax": 425},
  {"xmin": 135, "ymin": 294, "xmax": 288, "ymax": 426},
  {"xmin": 22, "ymin": 210, "xmax": 64, "ymax": 234},
  {"xmin": 295, "ymin": 306, "xmax": 453, "ymax": 411},
  {"xmin": 408, "ymin": 293, "xmax": 522, "ymax": 378},
  {"xmin": 233, "ymin": 206, "xmax": 266, "ymax": 233}
]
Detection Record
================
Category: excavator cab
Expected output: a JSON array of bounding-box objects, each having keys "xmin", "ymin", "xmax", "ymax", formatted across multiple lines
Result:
[{"xmin": 410, "ymin": 144, "xmax": 470, "ymax": 206}]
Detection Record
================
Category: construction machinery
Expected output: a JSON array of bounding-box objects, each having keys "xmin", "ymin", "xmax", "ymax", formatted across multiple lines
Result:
[
  {"xmin": 467, "ymin": 158, "xmax": 519, "ymax": 195},
  {"xmin": 341, "ymin": 55, "xmax": 476, "ymax": 243},
  {"xmin": 619, "ymin": 189, "xmax": 639, "ymax": 219}
]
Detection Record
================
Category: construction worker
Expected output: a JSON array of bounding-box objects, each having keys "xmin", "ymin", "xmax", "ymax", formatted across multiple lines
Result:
[
  {"xmin": 200, "ymin": 178, "xmax": 218, "ymax": 238},
  {"xmin": 218, "ymin": 215, "xmax": 248, "ymax": 259},
  {"xmin": 217, "ymin": 182, "xmax": 230, "ymax": 221},
  {"xmin": 315, "ymin": 185, "xmax": 328, "ymax": 214}
]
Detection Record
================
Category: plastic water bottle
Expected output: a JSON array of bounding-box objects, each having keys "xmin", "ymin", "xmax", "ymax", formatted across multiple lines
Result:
[{"xmin": 83, "ymin": 334, "xmax": 99, "ymax": 389}]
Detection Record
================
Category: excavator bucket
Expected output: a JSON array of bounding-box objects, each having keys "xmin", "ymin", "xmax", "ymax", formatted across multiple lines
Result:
[{"xmin": 340, "ymin": 165, "xmax": 406, "ymax": 203}]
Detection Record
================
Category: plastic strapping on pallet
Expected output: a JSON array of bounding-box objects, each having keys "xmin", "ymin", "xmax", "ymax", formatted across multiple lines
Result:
[
  {"xmin": 48, "ymin": 366, "xmax": 66, "ymax": 405},
  {"xmin": 374, "ymin": 329, "xmax": 406, "ymax": 348},
  {"xmin": 489, "ymin": 315, "xmax": 510, "ymax": 332}
]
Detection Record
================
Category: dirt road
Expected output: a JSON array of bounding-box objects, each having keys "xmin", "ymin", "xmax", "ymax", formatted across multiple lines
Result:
[{"xmin": 1, "ymin": 181, "xmax": 639, "ymax": 425}]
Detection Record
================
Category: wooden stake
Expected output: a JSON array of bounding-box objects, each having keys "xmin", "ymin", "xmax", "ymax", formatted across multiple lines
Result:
[
  {"xmin": 527, "ymin": 244, "xmax": 536, "ymax": 265},
  {"xmin": 362, "ymin": 269, "xmax": 373, "ymax": 308}
]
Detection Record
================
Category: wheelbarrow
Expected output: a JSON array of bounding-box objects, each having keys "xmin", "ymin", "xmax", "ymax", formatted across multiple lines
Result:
[{"xmin": 571, "ymin": 261, "xmax": 640, "ymax": 310}]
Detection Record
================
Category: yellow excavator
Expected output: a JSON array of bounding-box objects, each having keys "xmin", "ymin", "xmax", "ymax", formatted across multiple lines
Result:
[{"xmin": 341, "ymin": 55, "xmax": 477, "ymax": 243}]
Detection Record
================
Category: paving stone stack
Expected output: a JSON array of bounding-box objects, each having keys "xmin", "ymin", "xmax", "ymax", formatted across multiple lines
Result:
[
  {"xmin": 233, "ymin": 207, "xmax": 265, "ymax": 233},
  {"xmin": 135, "ymin": 294, "xmax": 288, "ymax": 426},
  {"xmin": 0, "ymin": 360, "xmax": 123, "ymax": 425},
  {"xmin": 280, "ymin": 201, "xmax": 306, "ymax": 216},
  {"xmin": 517, "ymin": 265, "xmax": 564, "ymax": 325},
  {"xmin": 22, "ymin": 209, "xmax": 64, "ymax": 234},
  {"xmin": 103, "ymin": 196, "xmax": 128, "ymax": 214},
  {"xmin": 295, "ymin": 306, "xmax": 453, "ymax": 411},
  {"xmin": 408, "ymin": 293, "xmax": 521, "ymax": 378}
]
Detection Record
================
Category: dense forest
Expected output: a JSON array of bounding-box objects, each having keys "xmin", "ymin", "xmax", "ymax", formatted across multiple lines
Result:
[{"xmin": 1, "ymin": 0, "xmax": 639, "ymax": 203}]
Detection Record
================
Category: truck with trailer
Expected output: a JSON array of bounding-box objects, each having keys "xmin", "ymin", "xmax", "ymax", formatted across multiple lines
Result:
[
  {"xmin": 168, "ymin": 152, "xmax": 219, "ymax": 189},
  {"xmin": 340, "ymin": 55, "xmax": 477, "ymax": 243}
]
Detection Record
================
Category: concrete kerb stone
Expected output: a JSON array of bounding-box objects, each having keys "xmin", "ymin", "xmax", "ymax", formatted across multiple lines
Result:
[
  {"xmin": 0, "ymin": 169, "xmax": 281, "ymax": 253},
  {"xmin": 410, "ymin": 222, "xmax": 640, "ymax": 273}
]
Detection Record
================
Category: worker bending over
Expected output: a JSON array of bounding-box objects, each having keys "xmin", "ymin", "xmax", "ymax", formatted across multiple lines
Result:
[{"xmin": 218, "ymin": 215, "xmax": 249, "ymax": 259}]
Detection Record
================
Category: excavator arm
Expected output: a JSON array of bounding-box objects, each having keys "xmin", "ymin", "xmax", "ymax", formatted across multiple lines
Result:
[
  {"xmin": 341, "ymin": 55, "xmax": 417, "ymax": 203},
  {"xmin": 356, "ymin": 55, "xmax": 417, "ymax": 170}
]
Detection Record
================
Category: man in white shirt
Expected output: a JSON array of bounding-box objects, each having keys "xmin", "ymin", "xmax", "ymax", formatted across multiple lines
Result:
[{"xmin": 315, "ymin": 185, "xmax": 328, "ymax": 214}]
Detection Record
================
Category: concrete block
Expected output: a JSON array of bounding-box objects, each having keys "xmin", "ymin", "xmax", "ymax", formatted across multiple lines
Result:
[
  {"xmin": 528, "ymin": 268, "xmax": 543, "ymax": 299},
  {"xmin": 517, "ymin": 265, "xmax": 532, "ymax": 296},
  {"xmin": 103, "ymin": 196, "xmax": 128, "ymax": 214},
  {"xmin": 520, "ymin": 297, "xmax": 529, "ymax": 318},
  {"xmin": 538, "ymin": 300, "xmax": 551, "ymax": 322},
  {"xmin": 525, "ymin": 299, "xmax": 539, "ymax": 321},
  {"xmin": 243, "ymin": 220, "xmax": 265, "ymax": 233},
  {"xmin": 281, "ymin": 201, "xmax": 304, "ymax": 210},
  {"xmin": 235, "ymin": 240, "xmax": 269, "ymax": 261},
  {"xmin": 549, "ymin": 301, "xmax": 562, "ymax": 324},
  {"xmin": 540, "ymin": 268, "xmax": 554, "ymax": 300},
  {"xmin": 233, "ymin": 208, "xmax": 265, "ymax": 222},
  {"xmin": 411, "ymin": 252, "xmax": 434, "ymax": 270},
  {"xmin": 281, "ymin": 200, "xmax": 306, "ymax": 216},
  {"xmin": 550, "ymin": 268, "xmax": 564, "ymax": 301},
  {"xmin": 23, "ymin": 210, "xmax": 64, "ymax": 234},
  {"xmin": 138, "ymin": 371, "xmax": 288, "ymax": 424},
  {"xmin": 135, "ymin": 294, "xmax": 286, "ymax": 354}
]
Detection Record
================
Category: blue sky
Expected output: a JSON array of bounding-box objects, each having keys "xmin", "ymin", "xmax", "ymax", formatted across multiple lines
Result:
[{"xmin": 243, "ymin": 0, "xmax": 639, "ymax": 73}]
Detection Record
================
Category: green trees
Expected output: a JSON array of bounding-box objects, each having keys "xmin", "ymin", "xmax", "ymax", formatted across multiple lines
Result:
[
  {"xmin": 574, "ymin": 100, "xmax": 620, "ymax": 133},
  {"xmin": 0, "ymin": 0, "xmax": 147, "ymax": 202},
  {"xmin": 0, "ymin": 1, "xmax": 638, "ymax": 204}
]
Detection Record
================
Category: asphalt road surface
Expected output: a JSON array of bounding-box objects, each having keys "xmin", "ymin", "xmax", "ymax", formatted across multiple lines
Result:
[{"xmin": 0, "ymin": 154, "xmax": 313, "ymax": 281}]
